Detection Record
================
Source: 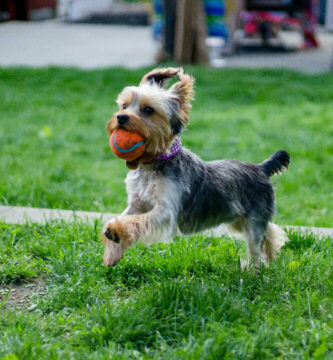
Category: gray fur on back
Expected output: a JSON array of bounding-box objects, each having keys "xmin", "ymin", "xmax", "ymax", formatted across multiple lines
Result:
[{"xmin": 151, "ymin": 148, "xmax": 275, "ymax": 234}]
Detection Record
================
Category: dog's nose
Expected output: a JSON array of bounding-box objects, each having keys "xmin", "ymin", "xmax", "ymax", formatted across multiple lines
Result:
[{"xmin": 117, "ymin": 114, "xmax": 129, "ymax": 125}]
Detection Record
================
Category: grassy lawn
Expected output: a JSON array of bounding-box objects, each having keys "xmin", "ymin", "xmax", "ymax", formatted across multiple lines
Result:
[
  {"xmin": 1, "ymin": 66, "xmax": 333, "ymax": 358},
  {"xmin": 1, "ymin": 67, "xmax": 333, "ymax": 226},
  {"xmin": 1, "ymin": 221, "xmax": 333, "ymax": 359}
]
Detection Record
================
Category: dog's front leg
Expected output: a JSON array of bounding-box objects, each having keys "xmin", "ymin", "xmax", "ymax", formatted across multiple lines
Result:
[
  {"xmin": 102, "ymin": 205, "xmax": 141, "ymax": 267},
  {"xmin": 102, "ymin": 204, "xmax": 177, "ymax": 266}
]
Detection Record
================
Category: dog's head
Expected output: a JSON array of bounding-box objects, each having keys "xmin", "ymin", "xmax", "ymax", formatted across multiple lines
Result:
[{"xmin": 106, "ymin": 68, "xmax": 194, "ymax": 164}]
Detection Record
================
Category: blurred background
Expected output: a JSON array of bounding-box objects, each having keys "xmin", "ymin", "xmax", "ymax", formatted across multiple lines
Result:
[
  {"xmin": 0, "ymin": 0, "xmax": 332, "ymax": 227},
  {"xmin": 0, "ymin": 0, "xmax": 332, "ymax": 71}
]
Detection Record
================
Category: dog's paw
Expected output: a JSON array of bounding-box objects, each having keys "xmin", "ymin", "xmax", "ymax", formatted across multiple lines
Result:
[
  {"xmin": 102, "ymin": 216, "xmax": 136, "ymax": 248},
  {"xmin": 103, "ymin": 239, "xmax": 123, "ymax": 267},
  {"xmin": 104, "ymin": 227, "xmax": 120, "ymax": 243},
  {"xmin": 241, "ymin": 257, "xmax": 268, "ymax": 272},
  {"xmin": 102, "ymin": 219, "xmax": 124, "ymax": 267},
  {"xmin": 103, "ymin": 218, "xmax": 121, "ymax": 243}
]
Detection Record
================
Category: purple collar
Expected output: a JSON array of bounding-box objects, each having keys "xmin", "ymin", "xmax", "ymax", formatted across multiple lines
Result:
[{"xmin": 153, "ymin": 137, "xmax": 182, "ymax": 161}]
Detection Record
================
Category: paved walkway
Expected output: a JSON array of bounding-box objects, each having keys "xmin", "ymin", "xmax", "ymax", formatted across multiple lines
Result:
[
  {"xmin": 0, "ymin": 20, "xmax": 332, "ymax": 73},
  {"xmin": 0, "ymin": 21, "xmax": 157, "ymax": 69},
  {"xmin": 0, "ymin": 205, "xmax": 115, "ymax": 225},
  {"xmin": 1, "ymin": 205, "xmax": 332, "ymax": 239},
  {"xmin": 227, "ymin": 29, "xmax": 333, "ymax": 74}
]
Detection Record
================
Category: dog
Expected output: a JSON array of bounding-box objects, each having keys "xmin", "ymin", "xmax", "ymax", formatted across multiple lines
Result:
[{"xmin": 102, "ymin": 67, "xmax": 290, "ymax": 268}]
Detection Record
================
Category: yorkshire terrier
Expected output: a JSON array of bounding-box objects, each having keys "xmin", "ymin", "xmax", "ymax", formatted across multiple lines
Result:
[{"xmin": 102, "ymin": 68, "xmax": 290, "ymax": 268}]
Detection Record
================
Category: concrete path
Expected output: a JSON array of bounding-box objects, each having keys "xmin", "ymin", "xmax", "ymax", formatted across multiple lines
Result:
[
  {"xmin": 0, "ymin": 20, "xmax": 332, "ymax": 73},
  {"xmin": 1, "ymin": 205, "xmax": 332, "ymax": 239},
  {"xmin": 0, "ymin": 205, "xmax": 115, "ymax": 225},
  {"xmin": 226, "ymin": 29, "xmax": 333, "ymax": 74},
  {"xmin": 0, "ymin": 21, "xmax": 157, "ymax": 69}
]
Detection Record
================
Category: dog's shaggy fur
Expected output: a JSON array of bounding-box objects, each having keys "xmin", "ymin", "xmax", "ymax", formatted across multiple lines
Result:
[{"xmin": 102, "ymin": 68, "xmax": 290, "ymax": 267}]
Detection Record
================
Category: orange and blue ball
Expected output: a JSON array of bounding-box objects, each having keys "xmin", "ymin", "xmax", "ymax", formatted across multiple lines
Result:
[{"xmin": 110, "ymin": 129, "xmax": 146, "ymax": 161}]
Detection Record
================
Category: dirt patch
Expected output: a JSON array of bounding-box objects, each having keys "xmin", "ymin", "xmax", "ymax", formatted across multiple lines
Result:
[{"xmin": 0, "ymin": 278, "xmax": 46, "ymax": 311}]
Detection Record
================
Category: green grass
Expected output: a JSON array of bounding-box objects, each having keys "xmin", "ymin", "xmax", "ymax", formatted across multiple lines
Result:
[
  {"xmin": 1, "ymin": 221, "xmax": 333, "ymax": 359},
  {"xmin": 1, "ymin": 67, "xmax": 333, "ymax": 226},
  {"xmin": 1, "ymin": 67, "xmax": 332, "ymax": 359}
]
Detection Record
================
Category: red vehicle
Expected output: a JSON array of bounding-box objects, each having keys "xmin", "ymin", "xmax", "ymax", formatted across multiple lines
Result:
[{"xmin": 243, "ymin": 0, "xmax": 319, "ymax": 48}]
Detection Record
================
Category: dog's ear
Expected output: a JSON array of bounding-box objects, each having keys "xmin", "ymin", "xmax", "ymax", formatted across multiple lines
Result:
[
  {"xmin": 140, "ymin": 67, "xmax": 180, "ymax": 87},
  {"xmin": 169, "ymin": 68, "xmax": 195, "ymax": 124}
]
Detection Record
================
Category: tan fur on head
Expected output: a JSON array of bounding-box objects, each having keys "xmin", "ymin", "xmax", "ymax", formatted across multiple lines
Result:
[
  {"xmin": 139, "ymin": 67, "xmax": 195, "ymax": 124},
  {"xmin": 106, "ymin": 68, "xmax": 194, "ymax": 169},
  {"xmin": 170, "ymin": 68, "xmax": 194, "ymax": 124}
]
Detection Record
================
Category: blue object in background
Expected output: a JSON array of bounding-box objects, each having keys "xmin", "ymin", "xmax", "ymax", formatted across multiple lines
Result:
[
  {"xmin": 204, "ymin": 0, "xmax": 225, "ymax": 16},
  {"xmin": 154, "ymin": 0, "xmax": 163, "ymax": 14},
  {"xmin": 205, "ymin": 0, "xmax": 228, "ymax": 39},
  {"xmin": 153, "ymin": 0, "xmax": 164, "ymax": 41},
  {"xmin": 208, "ymin": 23, "xmax": 228, "ymax": 38},
  {"xmin": 153, "ymin": 0, "xmax": 228, "ymax": 41}
]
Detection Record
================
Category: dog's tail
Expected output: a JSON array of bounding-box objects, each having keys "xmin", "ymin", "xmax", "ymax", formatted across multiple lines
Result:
[{"xmin": 260, "ymin": 150, "xmax": 290, "ymax": 177}]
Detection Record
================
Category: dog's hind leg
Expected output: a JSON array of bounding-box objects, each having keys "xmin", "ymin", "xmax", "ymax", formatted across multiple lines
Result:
[
  {"xmin": 228, "ymin": 216, "xmax": 267, "ymax": 268},
  {"xmin": 244, "ymin": 218, "xmax": 268, "ymax": 267},
  {"xmin": 243, "ymin": 219, "xmax": 288, "ymax": 268},
  {"xmin": 261, "ymin": 223, "xmax": 288, "ymax": 262}
]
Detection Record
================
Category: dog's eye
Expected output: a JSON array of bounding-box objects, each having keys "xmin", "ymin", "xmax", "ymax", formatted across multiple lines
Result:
[
  {"xmin": 122, "ymin": 104, "xmax": 127, "ymax": 109},
  {"xmin": 143, "ymin": 106, "xmax": 154, "ymax": 115}
]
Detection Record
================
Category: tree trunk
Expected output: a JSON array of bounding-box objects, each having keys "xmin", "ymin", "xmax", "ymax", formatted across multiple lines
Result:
[
  {"xmin": 162, "ymin": 0, "xmax": 177, "ymax": 59},
  {"xmin": 174, "ymin": 0, "xmax": 209, "ymax": 64}
]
